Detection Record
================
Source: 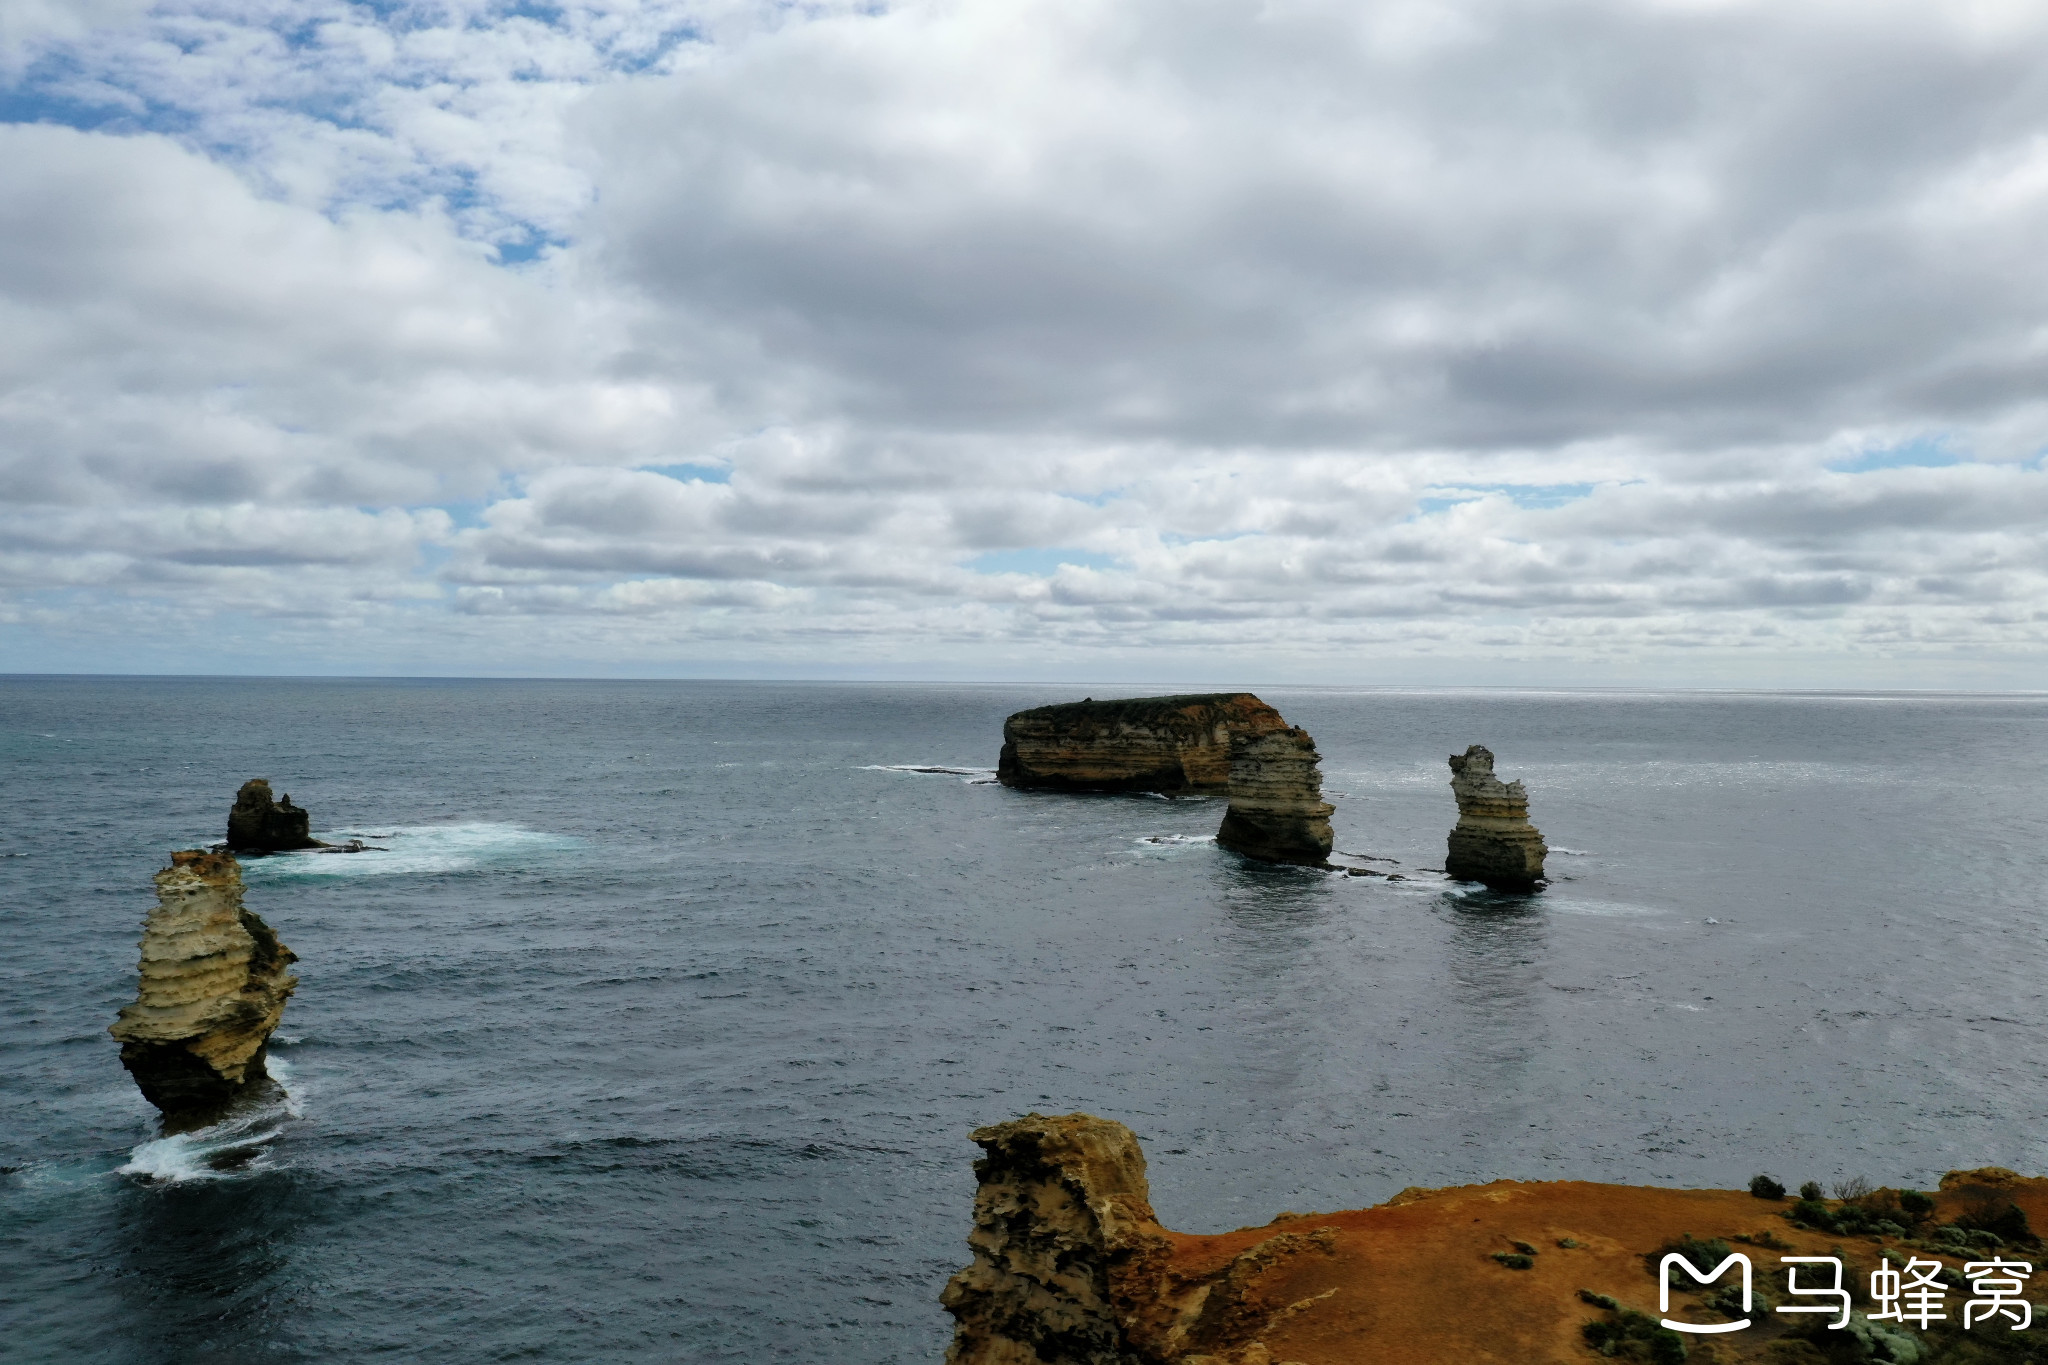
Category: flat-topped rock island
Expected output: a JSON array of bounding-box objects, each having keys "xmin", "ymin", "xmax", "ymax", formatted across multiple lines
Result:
[{"xmin": 998, "ymin": 694, "xmax": 1290, "ymax": 794}]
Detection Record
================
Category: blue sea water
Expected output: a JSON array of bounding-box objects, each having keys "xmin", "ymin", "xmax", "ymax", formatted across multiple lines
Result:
[{"xmin": 3, "ymin": 678, "xmax": 2047, "ymax": 1362}]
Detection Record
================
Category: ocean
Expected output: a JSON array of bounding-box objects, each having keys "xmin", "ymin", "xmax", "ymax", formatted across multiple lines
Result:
[{"xmin": 3, "ymin": 678, "xmax": 2045, "ymax": 1362}]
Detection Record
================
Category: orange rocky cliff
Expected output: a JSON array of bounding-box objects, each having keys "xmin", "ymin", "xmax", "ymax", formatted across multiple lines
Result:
[
  {"xmin": 998, "ymin": 695, "xmax": 1290, "ymax": 794},
  {"xmin": 109, "ymin": 850, "xmax": 298, "ymax": 1129},
  {"xmin": 942, "ymin": 1113, "xmax": 2048, "ymax": 1364}
]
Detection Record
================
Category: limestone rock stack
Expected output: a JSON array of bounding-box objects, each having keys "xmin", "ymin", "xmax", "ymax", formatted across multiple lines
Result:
[
  {"xmin": 1445, "ymin": 745, "xmax": 1546, "ymax": 891},
  {"xmin": 941, "ymin": 1113, "xmax": 1168, "ymax": 1365},
  {"xmin": 226, "ymin": 778, "xmax": 323, "ymax": 853},
  {"xmin": 997, "ymin": 694, "xmax": 1288, "ymax": 793},
  {"xmin": 109, "ymin": 850, "xmax": 298, "ymax": 1125},
  {"xmin": 1214, "ymin": 727, "xmax": 1335, "ymax": 865}
]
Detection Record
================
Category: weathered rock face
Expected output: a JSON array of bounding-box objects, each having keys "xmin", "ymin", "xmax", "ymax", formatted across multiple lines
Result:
[
  {"xmin": 941, "ymin": 1113, "xmax": 1169, "ymax": 1365},
  {"xmin": 1214, "ymin": 728, "xmax": 1334, "ymax": 865},
  {"xmin": 998, "ymin": 694, "xmax": 1289, "ymax": 793},
  {"xmin": 944, "ymin": 1112, "xmax": 2048, "ymax": 1365},
  {"xmin": 226, "ymin": 778, "xmax": 322, "ymax": 853},
  {"xmin": 108, "ymin": 850, "xmax": 298, "ymax": 1126},
  {"xmin": 1444, "ymin": 745, "xmax": 1546, "ymax": 891}
]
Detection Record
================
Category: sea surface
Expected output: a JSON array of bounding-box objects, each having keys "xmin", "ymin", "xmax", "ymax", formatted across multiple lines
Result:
[{"xmin": 3, "ymin": 678, "xmax": 2046, "ymax": 1362}]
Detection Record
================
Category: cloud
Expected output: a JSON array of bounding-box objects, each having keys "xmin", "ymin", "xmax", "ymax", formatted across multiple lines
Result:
[{"xmin": 4, "ymin": 0, "xmax": 2048, "ymax": 679}]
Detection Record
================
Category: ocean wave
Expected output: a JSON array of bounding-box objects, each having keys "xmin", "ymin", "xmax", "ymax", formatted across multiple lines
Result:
[
  {"xmin": 1137, "ymin": 834, "xmax": 1215, "ymax": 846},
  {"xmin": 859, "ymin": 763, "xmax": 996, "ymax": 778},
  {"xmin": 237, "ymin": 822, "xmax": 582, "ymax": 879},
  {"xmin": 117, "ymin": 1060, "xmax": 301, "ymax": 1185}
]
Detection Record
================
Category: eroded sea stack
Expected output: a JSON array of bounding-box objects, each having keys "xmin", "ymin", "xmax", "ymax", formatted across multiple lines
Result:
[
  {"xmin": 226, "ymin": 778, "xmax": 323, "ymax": 853},
  {"xmin": 1445, "ymin": 745, "xmax": 1546, "ymax": 892},
  {"xmin": 109, "ymin": 850, "xmax": 298, "ymax": 1127},
  {"xmin": 1214, "ymin": 727, "xmax": 1334, "ymax": 865},
  {"xmin": 997, "ymin": 694, "xmax": 1289, "ymax": 793},
  {"xmin": 942, "ymin": 1112, "xmax": 2048, "ymax": 1364}
]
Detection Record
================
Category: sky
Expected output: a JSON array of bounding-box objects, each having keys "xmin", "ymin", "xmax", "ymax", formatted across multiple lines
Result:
[{"xmin": 3, "ymin": 0, "xmax": 2048, "ymax": 685}]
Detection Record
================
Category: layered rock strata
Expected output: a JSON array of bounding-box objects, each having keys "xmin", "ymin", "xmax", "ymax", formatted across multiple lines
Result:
[
  {"xmin": 1444, "ymin": 745, "xmax": 1546, "ymax": 892},
  {"xmin": 998, "ymin": 694, "xmax": 1289, "ymax": 794},
  {"xmin": 227, "ymin": 778, "xmax": 324, "ymax": 853},
  {"xmin": 943, "ymin": 1112, "xmax": 2048, "ymax": 1365},
  {"xmin": 109, "ymin": 850, "xmax": 298, "ymax": 1126},
  {"xmin": 1214, "ymin": 728, "xmax": 1334, "ymax": 865}
]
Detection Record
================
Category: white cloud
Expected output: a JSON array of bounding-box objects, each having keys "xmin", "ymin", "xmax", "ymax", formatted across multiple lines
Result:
[{"xmin": 4, "ymin": 0, "xmax": 2048, "ymax": 680}]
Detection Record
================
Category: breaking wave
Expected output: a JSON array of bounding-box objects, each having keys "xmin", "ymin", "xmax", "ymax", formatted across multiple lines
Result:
[{"xmin": 117, "ymin": 1060, "xmax": 301, "ymax": 1185}]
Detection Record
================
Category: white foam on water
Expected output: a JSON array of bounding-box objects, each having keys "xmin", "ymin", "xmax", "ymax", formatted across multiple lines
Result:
[
  {"xmin": 859, "ymin": 763, "xmax": 997, "ymax": 778},
  {"xmin": 238, "ymin": 822, "xmax": 582, "ymax": 880},
  {"xmin": 117, "ymin": 1059, "xmax": 300, "ymax": 1185},
  {"xmin": 1136, "ymin": 834, "xmax": 1215, "ymax": 846},
  {"xmin": 1549, "ymin": 847, "xmax": 1594, "ymax": 856}
]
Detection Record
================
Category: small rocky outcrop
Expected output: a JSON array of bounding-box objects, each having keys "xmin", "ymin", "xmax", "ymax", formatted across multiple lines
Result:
[
  {"xmin": 226, "ymin": 778, "xmax": 324, "ymax": 853},
  {"xmin": 108, "ymin": 850, "xmax": 298, "ymax": 1128},
  {"xmin": 1215, "ymin": 728, "xmax": 1334, "ymax": 865},
  {"xmin": 998, "ymin": 694, "xmax": 1289, "ymax": 794},
  {"xmin": 1444, "ymin": 745, "xmax": 1546, "ymax": 891}
]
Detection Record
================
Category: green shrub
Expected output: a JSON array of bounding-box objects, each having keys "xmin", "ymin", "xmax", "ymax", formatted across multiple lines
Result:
[
  {"xmin": 1492, "ymin": 1251, "xmax": 1534, "ymax": 1269},
  {"xmin": 1578, "ymin": 1289, "xmax": 1620, "ymax": 1309},
  {"xmin": 1954, "ymin": 1190, "xmax": 2039, "ymax": 1246},
  {"xmin": 1557, "ymin": 1237, "xmax": 1582, "ymax": 1249},
  {"xmin": 1582, "ymin": 1308, "xmax": 1686, "ymax": 1363},
  {"xmin": 1788, "ymin": 1198, "xmax": 1836, "ymax": 1232},
  {"xmin": 1898, "ymin": 1189, "xmax": 1935, "ymax": 1220},
  {"xmin": 1748, "ymin": 1174, "xmax": 1786, "ymax": 1200},
  {"xmin": 1512, "ymin": 1239, "xmax": 1540, "ymax": 1256},
  {"xmin": 1798, "ymin": 1181, "xmax": 1826, "ymax": 1201}
]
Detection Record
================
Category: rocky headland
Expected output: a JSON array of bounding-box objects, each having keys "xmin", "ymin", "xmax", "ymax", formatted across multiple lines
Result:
[
  {"xmin": 1444, "ymin": 745, "xmax": 1546, "ymax": 892},
  {"xmin": 998, "ymin": 695, "xmax": 1290, "ymax": 794},
  {"xmin": 1214, "ymin": 727, "xmax": 1335, "ymax": 865},
  {"xmin": 943, "ymin": 1112, "xmax": 2046, "ymax": 1365},
  {"xmin": 108, "ymin": 849, "xmax": 298, "ymax": 1129}
]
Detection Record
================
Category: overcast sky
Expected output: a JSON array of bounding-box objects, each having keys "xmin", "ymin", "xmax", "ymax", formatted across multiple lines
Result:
[{"xmin": 4, "ymin": 0, "xmax": 2047, "ymax": 684}]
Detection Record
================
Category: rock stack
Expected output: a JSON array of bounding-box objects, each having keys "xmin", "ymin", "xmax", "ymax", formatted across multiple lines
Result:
[
  {"xmin": 1214, "ymin": 727, "xmax": 1334, "ymax": 865},
  {"xmin": 226, "ymin": 778, "xmax": 323, "ymax": 853},
  {"xmin": 940, "ymin": 1113, "xmax": 1166, "ymax": 1365},
  {"xmin": 1445, "ymin": 745, "xmax": 1546, "ymax": 891},
  {"xmin": 997, "ymin": 694, "xmax": 1288, "ymax": 794},
  {"xmin": 108, "ymin": 850, "xmax": 298, "ymax": 1127}
]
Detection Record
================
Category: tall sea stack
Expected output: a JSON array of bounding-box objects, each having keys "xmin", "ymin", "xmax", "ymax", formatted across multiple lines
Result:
[
  {"xmin": 1214, "ymin": 727, "xmax": 1334, "ymax": 865},
  {"xmin": 1445, "ymin": 745, "xmax": 1546, "ymax": 892},
  {"xmin": 997, "ymin": 694, "xmax": 1288, "ymax": 794},
  {"xmin": 226, "ymin": 778, "xmax": 322, "ymax": 853},
  {"xmin": 109, "ymin": 850, "xmax": 298, "ymax": 1127}
]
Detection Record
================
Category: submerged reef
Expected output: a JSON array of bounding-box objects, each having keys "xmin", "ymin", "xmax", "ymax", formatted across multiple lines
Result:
[
  {"xmin": 943, "ymin": 1112, "xmax": 2048, "ymax": 1364},
  {"xmin": 226, "ymin": 778, "xmax": 323, "ymax": 853},
  {"xmin": 997, "ymin": 694, "xmax": 1289, "ymax": 793},
  {"xmin": 1215, "ymin": 726, "xmax": 1335, "ymax": 865},
  {"xmin": 108, "ymin": 850, "xmax": 297, "ymax": 1129},
  {"xmin": 1444, "ymin": 745, "xmax": 1546, "ymax": 892}
]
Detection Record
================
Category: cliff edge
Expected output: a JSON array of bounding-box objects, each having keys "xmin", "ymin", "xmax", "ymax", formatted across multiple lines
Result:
[
  {"xmin": 109, "ymin": 850, "xmax": 298, "ymax": 1128},
  {"xmin": 943, "ymin": 1113, "xmax": 2048, "ymax": 1364},
  {"xmin": 998, "ymin": 695, "xmax": 1289, "ymax": 794}
]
